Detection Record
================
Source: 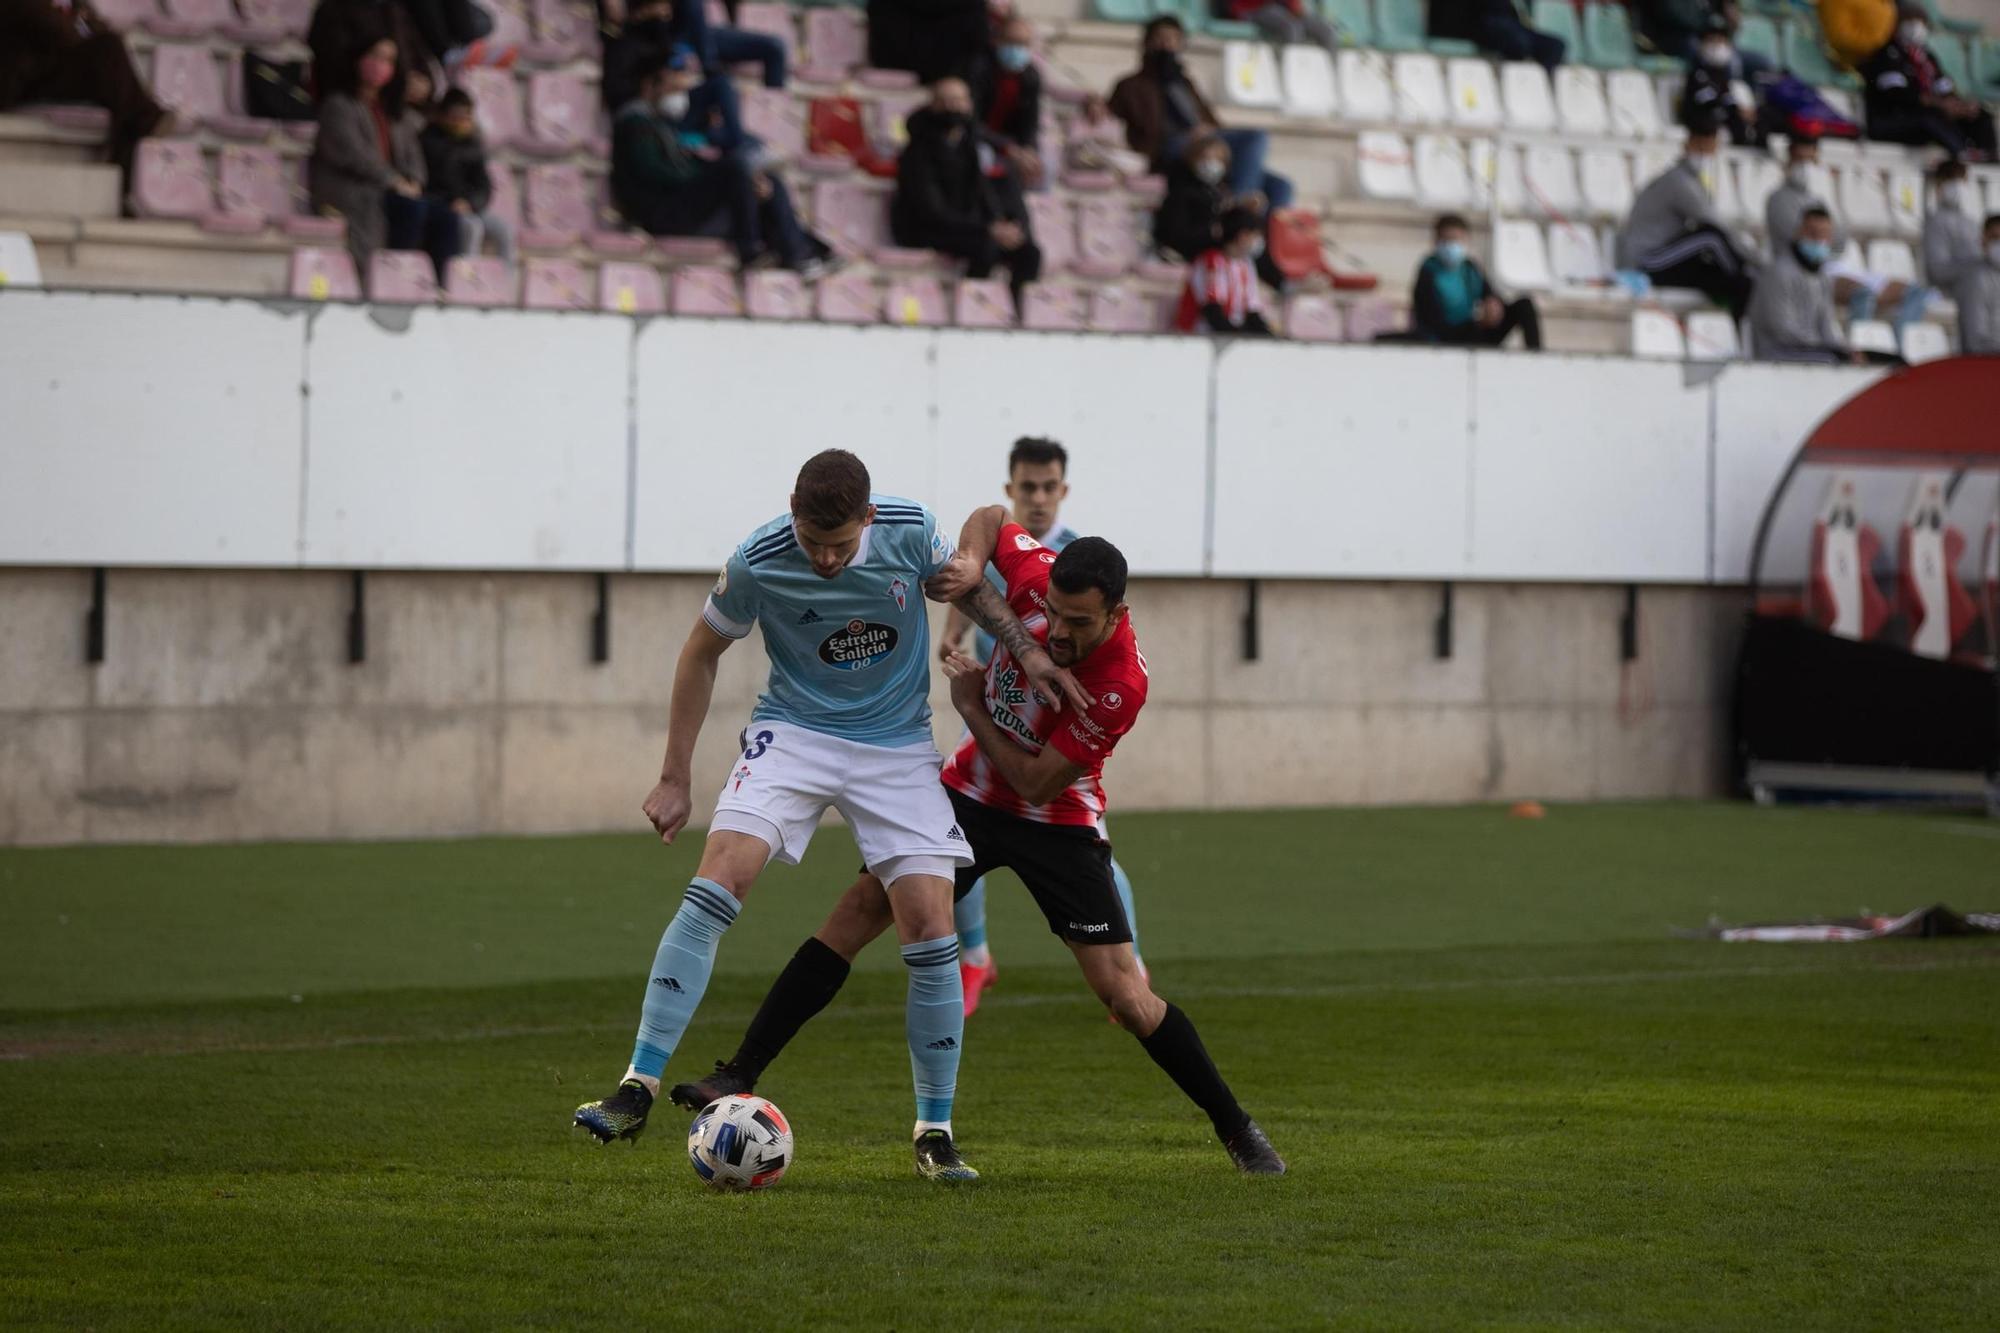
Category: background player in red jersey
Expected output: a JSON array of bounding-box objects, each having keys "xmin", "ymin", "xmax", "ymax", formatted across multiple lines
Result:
[{"xmin": 672, "ymin": 507, "xmax": 1286, "ymax": 1175}]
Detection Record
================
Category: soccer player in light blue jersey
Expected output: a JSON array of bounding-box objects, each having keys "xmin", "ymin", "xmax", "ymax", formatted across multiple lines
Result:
[
  {"xmin": 935, "ymin": 438, "xmax": 1144, "ymax": 1016},
  {"xmin": 572, "ymin": 449, "xmax": 1087, "ymax": 1182}
]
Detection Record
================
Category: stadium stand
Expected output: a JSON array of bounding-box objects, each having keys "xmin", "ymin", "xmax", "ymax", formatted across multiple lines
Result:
[{"xmin": 0, "ymin": 0, "xmax": 1990, "ymax": 355}]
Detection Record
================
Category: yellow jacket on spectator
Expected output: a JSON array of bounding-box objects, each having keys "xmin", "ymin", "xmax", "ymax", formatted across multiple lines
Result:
[{"xmin": 1820, "ymin": 0, "xmax": 1897, "ymax": 69}]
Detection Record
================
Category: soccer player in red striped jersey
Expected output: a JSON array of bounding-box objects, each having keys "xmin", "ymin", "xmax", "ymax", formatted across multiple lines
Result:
[{"xmin": 671, "ymin": 506, "xmax": 1286, "ymax": 1175}]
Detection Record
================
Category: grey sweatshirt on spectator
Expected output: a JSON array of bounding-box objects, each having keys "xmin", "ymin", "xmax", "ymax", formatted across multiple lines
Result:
[
  {"xmin": 1955, "ymin": 256, "xmax": 2000, "ymax": 352},
  {"xmin": 1749, "ymin": 248, "xmax": 1844, "ymax": 360},
  {"xmin": 1617, "ymin": 158, "xmax": 1722, "ymax": 269},
  {"xmin": 1924, "ymin": 206, "xmax": 1999, "ymax": 351},
  {"xmin": 1764, "ymin": 178, "xmax": 1837, "ymax": 258}
]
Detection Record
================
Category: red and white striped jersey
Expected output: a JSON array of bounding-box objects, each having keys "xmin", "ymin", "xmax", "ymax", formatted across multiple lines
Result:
[
  {"xmin": 941, "ymin": 524, "xmax": 1149, "ymax": 832},
  {"xmin": 1175, "ymin": 249, "xmax": 1263, "ymax": 332}
]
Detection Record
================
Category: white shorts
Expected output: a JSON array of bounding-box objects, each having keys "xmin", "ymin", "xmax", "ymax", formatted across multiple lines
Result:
[{"xmin": 710, "ymin": 720, "xmax": 974, "ymax": 877}]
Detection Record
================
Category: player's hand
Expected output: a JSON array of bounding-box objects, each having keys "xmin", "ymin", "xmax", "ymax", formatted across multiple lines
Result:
[
  {"xmin": 642, "ymin": 776, "xmax": 693, "ymax": 845},
  {"xmin": 938, "ymin": 626, "xmax": 968, "ymax": 663},
  {"xmin": 942, "ymin": 649, "xmax": 986, "ymax": 712},
  {"xmin": 924, "ymin": 552, "xmax": 984, "ymax": 603},
  {"xmin": 1019, "ymin": 646, "xmax": 1094, "ymax": 715}
]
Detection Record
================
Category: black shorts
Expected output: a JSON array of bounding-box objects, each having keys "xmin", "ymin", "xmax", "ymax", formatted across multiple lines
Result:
[{"xmin": 947, "ymin": 787, "xmax": 1132, "ymax": 946}]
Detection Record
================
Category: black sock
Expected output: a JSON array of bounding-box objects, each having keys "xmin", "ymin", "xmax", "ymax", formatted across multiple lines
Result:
[
  {"xmin": 729, "ymin": 937, "xmax": 852, "ymax": 1084},
  {"xmin": 1137, "ymin": 1001, "xmax": 1250, "ymax": 1140}
]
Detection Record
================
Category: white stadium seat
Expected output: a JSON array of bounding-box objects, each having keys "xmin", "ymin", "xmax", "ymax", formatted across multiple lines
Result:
[
  {"xmin": 1355, "ymin": 130, "xmax": 1416, "ymax": 200},
  {"xmin": 1847, "ymin": 319, "xmax": 1897, "ymax": 355},
  {"xmin": 1838, "ymin": 164, "xmax": 1891, "ymax": 235},
  {"xmin": 1338, "ymin": 49, "xmax": 1393, "ymax": 122},
  {"xmin": 1803, "ymin": 161, "xmax": 1840, "ymax": 227},
  {"xmin": 1630, "ymin": 308, "xmax": 1686, "ymax": 358},
  {"xmin": 1221, "ymin": 40, "xmax": 1283, "ymax": 110},
  {"xmin": 1864, "ymin": 238, "xmax": 1917, "ymax": 284},
  {"xmin": 1978, "ymin": 167, "xmax": 2000, "ymax": 216},
  {"xmin": 1465, "ymin": 137, "xmax": 1499, "ymax": 210},
  {"xmin": 1885, "ymin": 169, "xmax": 1924, "ymax": 238},
  {"xmin": 1634, "ymin": 143, "xmax": 1678, "ymax": 187},
  {"xmin": 1522, "ymin": 143, "xmax": 1581, "ymax": 217},
  {"xmin": 1446, "ymin": 58, "xmax": 1502, "ymax": 130},
  {"xmin": 1901, "ymin": 321, "xmax": 1951, "ymax": 363},
  {"xmin": 1281, "ymin": 45, "xmax": 1337, "ymax": 118},
  {"xmin": 1494, "ymin": 218, "xmax": 1553, "ymax": 291},
  {"xmin": 1500, "ymin": 61, "xmax": 1555, "ymax": 133},
  {"xmin": 1579, "ymin": 147, "xmax": 1634, "ymax": 219},
  {"xmin": 1392, "ymin": 53, "xmax": 1448, "ymax": 125},
  {"xmin": 1549, "ymin": 221, "xmax": 1609, "ymax": 287},
  {"xmin": 0, "ymin": 231, "xmax": 43, "ymax": 287},
  {"xmin": 1605, "ymin": 69, "xmax": 1665, "ymax": 139},
  {"xmin": 1414, "ymin": 134, "xmax": 1471, "ymax": 208},
  {"xmin": 1553, "ymin": 66, "xmax": 1609, "ymax": 138},
  {"xmin": 1490, "ymin": 142, "xmax": 1525, "ymax": 214},
  {"xmin": 1685, "ymin": 310, "xmax": 1740, "ymax": 360},
  {"xmin": 1736, "ymin": 156, "xmax": 1783, "ymax": 231},
  {"xmin": 1709, "ymin": 151, "xmax": 1747, "ymax": 224}
]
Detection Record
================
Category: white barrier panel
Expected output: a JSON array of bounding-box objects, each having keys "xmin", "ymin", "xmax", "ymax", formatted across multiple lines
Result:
[
  {"xmin": 1211, "ymin": 344, "xmax": 1474, "ymax": 579},
  {"xmin": 303, "ymin": 305, "xmax": 630, "ymax": 569},
  {"xmin": 1710, "ymin": 363, "xmax": 1882, "ymax": 585},
  {"xmin": 0, "ymin": 291, "xmax": 304, "ymax": 565},
  {"xmin": 931, "ymin": 331, "xmax": 1210, "ymax": 574},
  {"xmin": 1468, "ymin": 354, "xmax": 1711, "ymax": 582}
]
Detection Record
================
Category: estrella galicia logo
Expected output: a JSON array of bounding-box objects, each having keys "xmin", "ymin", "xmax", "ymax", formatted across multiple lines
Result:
[{"xmin": 819, "ymin": 618, "xmax": 898, "ymax": 671}]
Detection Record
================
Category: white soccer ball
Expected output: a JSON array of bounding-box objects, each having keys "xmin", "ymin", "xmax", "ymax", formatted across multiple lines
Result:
[{"xmin": 687, "ymin": 1094, "xmax": 794, "ymax": 1191}]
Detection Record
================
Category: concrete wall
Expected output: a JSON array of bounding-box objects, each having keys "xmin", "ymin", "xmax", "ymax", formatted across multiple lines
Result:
[{"xmin": 0, "ymin": 568, "xmax": 1740, "ymax": 845}]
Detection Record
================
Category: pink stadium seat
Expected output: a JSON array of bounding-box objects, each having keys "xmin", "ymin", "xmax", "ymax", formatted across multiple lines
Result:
[
  {"xmin": 526, "ymin": 71, "xmax": 593, "ymax": 152},
  {"xmin": 203, "ymin": 144, "xmax": 289, "ymax": 229},
  {"xmin": 883, "ymin": 275, "xmax": 949, "ymax": 326},
  {"xmin": 1074, "ymin": 199, "xmax": 1138, "ymax": 278},
  {"xmin": 368, "ymin": 251, "xmax": 439, "ymax": 303},
  {"xmin": 485, "ymin": 0, "xmax": 536, "ymax": 53},
  {"xmin": 656, "ymin": 236, "xmax": 732, "ymax": 263},
  {"xmin": 151, "ymin": 45, "xmax": 226, "ymax": 127},
  {"xmin": 598, "ymin": 261, "xmax": 667, "ymax": 314},
  {"xmin": 1061, "ymin": 169, "xmax": 1117, "ymax": 194},
  {"xmin": 857, "ymin": 68, "xmax": 919, "ymax": 90},
  {"xmin": 42, "ymin": 105, "xmax": 112, "ymax": 134},
  {"xmin": 225, "ymin": 0, "xmax": 313, "ymax": 41},
  {"xmin": 522, "ymin": 257, "xmax": 592, "ymax": 310},
  {"xmin": 486, "ymin": 161, "xmax": 524, "ymax": 237},
  {"xmin": 745, "ymin": 269, "xmax": 810, "ymax": 320},
  {"xmin": 732, "ymin": 3, "xmax": 797, "ymax": 65},
  {"xmin": 953, "ymin": 278, "xmax": 1014, "ymax": 328},
  {"xmin": 528, "ymin": 0, "xmax": 594, "ymax": 61},
  {"xmin": 586, "ymin": 176, "xmax": 649, "ymax": 254},
  {"xmin": 814, "ymin": 269, "xmax": 880, "ymax": 323},
  {"xmin": 813, "ymin": 180, "xmax": 889, "ymax": 257},
  {"xmin": 1128, "ymin": 174, "xmax": 1167, "ymax": 207},
  {"xmin": 742, "ymin": 88, "xmax": 805, "ymax": 162},
  {"xmin": 524, "ymin": 163, "xmax": 591, "ymax": 241},
  {"xmin": 88, "ymin": 0, "xmax": 159, "ymax": 28},
  {"xmin": 873, "ymin": 246, "xmax": 948, "ymax": 272},
  {"xmin": 1021, "ymin": 283, "xmax": 1086, "ymax": 331},
  {"xmin": 1134, "ymin": 256, "xmax": 1184, "ymax": 284},
  {"xmin": 461, "ymin": 68, "xmax": 526, "ymax": 150},
  {"xmin": 1088, "ymin": 285, "xmax": 1155, "ymax": 334},
  {"xmin": 801, "ymin": 8, "xmax": 866, "ymax": 81},
  {"xmin": 289, "ymin": 246, "xmax": 361, "ymax": 301},
  {"xmin": 145, "ymin": 0, "xmax": 231, "ymax": 37},
  {"xmin": 132, "ymin": 139, "xmax": 212, "ymax": 219},
  {"xmin": 445, "ymin": 256, "xmax": 517, "ymax": 306},
  {"xmin": 1342, "ymin": 298, "xmax": 1402, "ymax": 342},
  {"xmin": 210, "ymin": 53, "xmax": 280, "ymax": 140},
  {"xmin": 671, "ymin": 265, "xmax": 744, "ymax": 317},
  {"xmin": 1025, "ymin": 195, "xmax": 1076, "ymax": 273},
  {"xmin": 1284, "ymin": 293, "xmax": 1344, "ymax": 342}
]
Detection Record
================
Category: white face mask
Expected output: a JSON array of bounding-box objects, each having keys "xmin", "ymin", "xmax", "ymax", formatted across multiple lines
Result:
[
  {"xmin": 1194, "ymin": 157, "xmax": 1225, "ymax": 183},
  {"xmin": 1700, "ymin": 43, "xmax": 1732, "ymax": 68},
  {"xmin": 657, "ymin": 90, "xmax": 689, "ymax": 119},
  {"xmin": 1939, "ymin": 182, "xmax": 1967, "ymax": 210},
  {"xmin": 1900, "ymin": 20, "xmax": 1927, "ymax": 45}
]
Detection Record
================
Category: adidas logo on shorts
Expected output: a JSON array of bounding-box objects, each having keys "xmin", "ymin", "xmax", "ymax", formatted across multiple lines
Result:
[
  {"xmin": 945, "ymin": 825, "xmax": 965, "ymax": 841},
  {"xmin": 797, "ymin": 608, "xmax": 822, "ymax": 625},
  {"xmin": 926, "ymin": 1036, "xmax": 958, "ymax": 1050}
]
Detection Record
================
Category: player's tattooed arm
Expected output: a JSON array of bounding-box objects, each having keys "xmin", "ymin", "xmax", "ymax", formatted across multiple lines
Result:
[{"xmin": 953, "ymin": 583, "xmax": 1095, "ymax": 715}]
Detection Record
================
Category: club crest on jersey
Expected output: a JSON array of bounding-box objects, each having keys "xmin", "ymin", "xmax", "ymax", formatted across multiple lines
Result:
[
  {"xmin": 888, "ymin": 576, "xmax": 908, "ymax": 611},
  {"xmin": 712, "ymin": 565, "xmax": 729, "ymax": 596},
  {"xmin": 819, "ymin": 619, "xmax": 899, "ymax": 670},
  {"xmin": 1013, "ymin": 532, "xmax": 1041, "ymax": 551},
  {"xmin": 1101, "ymin": 691, "xmax": 1123, "ymax": 711}
]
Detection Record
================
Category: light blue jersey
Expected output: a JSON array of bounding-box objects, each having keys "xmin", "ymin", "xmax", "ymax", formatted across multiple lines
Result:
[
  {"xmin": 971, "ymin": 522, "xmax": 1080, "ymax": 663},
  {"xmin": 702, "ymin": 495, "xmax": 954, "ymax": 748}
]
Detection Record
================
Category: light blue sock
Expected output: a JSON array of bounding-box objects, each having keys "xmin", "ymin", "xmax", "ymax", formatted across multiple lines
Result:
[
  {"xmin": 1111, "ymin": 857, "xmax": 1141, "ymax": 965},
  {"xmin": 901, "ymin": 935, "xmax": 963, "ymax": 1130},
  {"xmin": 954, "ymin": 877, "xmax": 989, "ymax": 956},
  {"xmin": 628, "ymin": 878, "xmax": 739, "ymax": 1079}
]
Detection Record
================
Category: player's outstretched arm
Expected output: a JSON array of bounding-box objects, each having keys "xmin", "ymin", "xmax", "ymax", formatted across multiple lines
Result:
[
  {"xmin": 952, "ymin": 582, "xmax": 1095, "ymax": 716},
  {"xmin": 642, "ymin": 620, "xmax": 734, "ymax": 845},
  {"xmin": 943, "ymin": 651, "xmax": 1085, "ymax": 806}
]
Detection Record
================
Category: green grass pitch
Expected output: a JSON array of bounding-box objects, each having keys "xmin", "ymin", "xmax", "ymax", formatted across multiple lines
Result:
[{"xmin": 3, "ymin": 802, "xmax": 1997, "ymax": 1329}]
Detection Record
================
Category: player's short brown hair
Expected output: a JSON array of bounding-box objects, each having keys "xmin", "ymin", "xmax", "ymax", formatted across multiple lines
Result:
[{"xmin": 791, "ymin": 450, "xmax": 871, "ymax": 530}]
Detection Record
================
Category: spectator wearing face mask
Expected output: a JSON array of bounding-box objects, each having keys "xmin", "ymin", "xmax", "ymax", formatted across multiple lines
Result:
[
  {"xmin": 1109, "ymin": 17, "xmax": 1293, "ymax": 208},
  {"xmin": 602, "ymin": 0, "xmax": 753, "ymax": 153},
  {"xmin": 1402, "ymin": 214, "xmax": 1543, "ymax": 350},
  {"xmin": 1860, "ymin": 3, "xmax": 1996, "ymax": 158},
  {"xmin": 1681, "ymin": 14, "xmax": 1760, "ymax": 145},
  {"xmin": 611, "ymin": 47, "xmax": 832, "ymax": 273},
  {"xmin": 1616, "ymin": 114, "xmax": 1756, "ymax": 319},
  {"xmin": 1749, "ymin": 208, "xmax": 1899, "ymax": 363},
  {"xmin": 1217, "ymin": 0, "xmax": 1338, "ymax": 56},
  {"xmin": 1428, "ymin": 0, "xmax": 1565, "ymax": 75},
  {"xmin": 1154, "ymin": 132, "xmax": 1232, "ymax": 260},
  {"xmin": 310, "ymin": 36, "xmax": 462, "ymax": 276},
  {"xmin": 1176, "ymin": 207, "xmax": 1274, "ymax": 336},
  {"xmin": 892, "ymin": 77, "xmax": 1041, "ymax": 306},
  {"xmin": 421, "ymin": 86, "xmax": 514, "ymax": 265},
  {"xmin": 966, "ymin": 14, "xmax": 1044, "ymax": 189},
  {"xmin": 1924, "ymin": 161, "xmax": 2000, "ymax": 351},
  {"xmin": 1765, "ymin": 135, "xmax": 1922, "ymax": 322}
]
